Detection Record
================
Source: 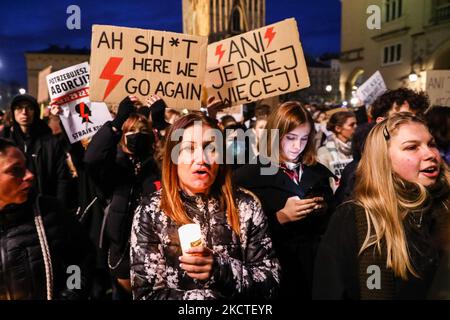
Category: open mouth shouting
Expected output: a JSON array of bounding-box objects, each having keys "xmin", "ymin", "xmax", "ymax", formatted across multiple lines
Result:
[
  {"xmin": 419, "ymin": 165, "xmax": 439, "ymax": 179},
  {"xmin": 192, "ymin": 166, "xmax": 211, "ymax": 179}
]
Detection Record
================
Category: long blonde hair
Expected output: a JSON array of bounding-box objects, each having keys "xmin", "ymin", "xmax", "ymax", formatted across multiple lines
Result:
[
  {"xmin": 355, "ymin": 112, "xmax": 450, "ymax": 279},
  {"xmin": 160, "ymin": 112, "xmax": 240, "ymax": 235}
]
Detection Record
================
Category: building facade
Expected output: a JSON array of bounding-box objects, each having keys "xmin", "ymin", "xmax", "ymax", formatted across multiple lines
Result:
[
  {"xmin": 182, "ymin": 0, "xmax": 266, "ymax": 42},
  {"xmin": 340, "ymin": 0, "xmax": 450, "ymax": 100},
  {"xmin": 306, "ymin": 56, "xmax": 341, "ymax": 102},
  {"xmin": 25, "ymin": 46, "xmax": 89, "ymax": 101}
]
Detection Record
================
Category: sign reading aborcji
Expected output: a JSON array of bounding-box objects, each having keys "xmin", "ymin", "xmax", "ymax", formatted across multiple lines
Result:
[
  {"xmin": 46, "ymin": 62, "xmax": 112, "ymax": 144},
  {"xmin": 89, "ymin": 24, "xmax": 208, "ymax": 110},
  {"xmin": 205, "ymin": 18, "xmax": 310, "ymax": 107}
]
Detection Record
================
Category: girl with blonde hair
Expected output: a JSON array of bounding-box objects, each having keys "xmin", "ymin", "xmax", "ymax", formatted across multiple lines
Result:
[{"xmin": 313, "ymin": 112, "xmax": 450, "ymax": 299}]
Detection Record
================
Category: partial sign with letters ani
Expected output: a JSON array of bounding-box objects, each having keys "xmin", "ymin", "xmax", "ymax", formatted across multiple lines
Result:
[{"xmin": 426, "ymin": 70, "xmax": 450, "ymax": 107}]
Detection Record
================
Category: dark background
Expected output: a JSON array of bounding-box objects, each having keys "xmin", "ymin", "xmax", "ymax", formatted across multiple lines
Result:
[{"xmin": 0, "ymin": 0, "xmax": 340, "ymax": 88}]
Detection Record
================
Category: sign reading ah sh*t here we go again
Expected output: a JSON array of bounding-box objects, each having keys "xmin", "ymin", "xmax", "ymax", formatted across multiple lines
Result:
[
  {"xmin": 89, "ymin": 24, "xmax": 208, "ymax": 110},
  {"xmin": 204, "ymin": 18, "xmax": 310, "ymax": 107}
]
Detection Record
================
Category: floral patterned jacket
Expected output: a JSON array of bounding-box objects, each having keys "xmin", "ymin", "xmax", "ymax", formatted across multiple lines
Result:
[{"xmin": 130, "ymin": 188, "xmax": 280, "ymax": 300}]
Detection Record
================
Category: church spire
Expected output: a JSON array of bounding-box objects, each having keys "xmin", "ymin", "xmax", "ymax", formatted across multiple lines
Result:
[{"xmin": 182, "ymin": 0, "xmax": 266, "ymax": 42}]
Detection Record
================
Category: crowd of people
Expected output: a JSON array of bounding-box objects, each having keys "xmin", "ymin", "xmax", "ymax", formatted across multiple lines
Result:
[{"xmin": 0, "ymin": 86, "xmax": 449, "ymax": 300}]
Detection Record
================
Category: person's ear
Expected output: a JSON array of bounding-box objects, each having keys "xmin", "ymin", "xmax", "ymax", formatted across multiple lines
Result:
[{"xmin": 376, "ymin": 117, "xmax": 385, "ymax": 123}]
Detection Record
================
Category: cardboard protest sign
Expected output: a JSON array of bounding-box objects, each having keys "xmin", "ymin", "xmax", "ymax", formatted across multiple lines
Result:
[
  {"xmin": 47, "ymin": 62, "xmax": 112, "ymax": 144},
  {"xmin": 37, "ymin": 66, "xmax": 52, "ymax": 103},
  {"xmin": 426, "ymin": 70, "xmax": 450, "ymax": 106},
  {"xmin": 205, "ymin": 18, "xmax": 310, "ymax": 107},
  {"xmin": 90, "ymin": 25, "xmax": 208, "ymax": 110},
  {"xmin": 356, "ymin": 71, "xmax": 387, "ymax": 105}
]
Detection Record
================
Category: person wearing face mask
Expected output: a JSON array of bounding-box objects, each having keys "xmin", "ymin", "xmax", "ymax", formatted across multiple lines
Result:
[
  {"xmin": 235, "ymin": 101, "xmax": 335, "ymax": 299},
  {"xmin": 84, "ymin": 95, "xmax": 160, "ymax": 300},
  {"xmin": 313, "ymin": 112, "xmax": 450, "ymax": 299},
  {"xmin": 312, "ymin": 109, "xmax": 330, "ymax": 150},
  {"xmin": 317, "ymin": 111, "xmax": 357, "ymax": 192},
  {"xmin": 223, "ymin": 122, "xmax": 254, "ymax": 170}
]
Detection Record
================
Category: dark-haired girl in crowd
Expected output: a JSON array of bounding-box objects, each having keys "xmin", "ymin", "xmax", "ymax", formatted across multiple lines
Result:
[{"xmin": 317, "ymin": 111, "xmax": 357, "ymax": 192}]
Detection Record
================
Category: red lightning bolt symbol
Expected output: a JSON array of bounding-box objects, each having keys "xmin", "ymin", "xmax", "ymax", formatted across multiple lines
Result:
[
  {"xmin": 215, "ymin": 44, "xmax": 226, "ymax": 64},
  {"xmin": 100, "ymin": 57, "xmax": 124, "ymax": 100},
  {"xmin": 264, "ymin": 27, "xmax": 276, "ymax": 48},
  {"xmin": 79, "ymin": 102, "xmax": 90, "ymax": 124}
]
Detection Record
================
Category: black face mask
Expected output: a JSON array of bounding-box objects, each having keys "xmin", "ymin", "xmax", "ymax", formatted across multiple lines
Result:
[{"xmin": 125, "ymin": 132, "xmax": 153, "ymax": 157}]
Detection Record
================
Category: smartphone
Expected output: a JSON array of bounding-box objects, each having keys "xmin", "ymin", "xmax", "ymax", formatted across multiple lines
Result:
[{"xmin": 304, "ymin": 185, "xmax": 325, "ymax": 199}]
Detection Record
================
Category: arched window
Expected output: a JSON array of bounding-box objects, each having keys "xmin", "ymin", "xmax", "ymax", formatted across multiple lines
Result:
[{"xmin": 232, "ymin": 8, "xmax": 241, "ymax": 32}]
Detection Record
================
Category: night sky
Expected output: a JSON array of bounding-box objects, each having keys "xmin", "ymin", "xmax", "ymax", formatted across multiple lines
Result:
[{"xmin": 0, "ymin": 0, "xmax": 341, "ymax": 87}]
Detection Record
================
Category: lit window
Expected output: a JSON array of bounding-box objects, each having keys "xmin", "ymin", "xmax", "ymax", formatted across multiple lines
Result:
[{"xmin": 382, "ymin": 43, "xmax": 402, "ymax": 65}]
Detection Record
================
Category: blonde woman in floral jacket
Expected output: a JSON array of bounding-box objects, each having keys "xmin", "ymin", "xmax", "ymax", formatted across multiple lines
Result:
[{"xmin": 130, "ymin": 112, "xmax": 280, "ymax": 300}]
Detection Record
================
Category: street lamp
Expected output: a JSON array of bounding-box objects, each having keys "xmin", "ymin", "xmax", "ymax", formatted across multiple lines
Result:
[
  {"xmin": 325, "ymin": 85, "xmax": 332, "ymax": 93},
  {"xmin": 408, "ymin": 53, "xmax": 423, "ymax": 84},
  {"xmin": 350, "ymin": 97, "xmax": 360, "ymax": 106},
  {"xmin": 19, "ymin": 88, "xmax": 26, "ymax": 94},
  {"xmin": 408, "ymin": 70, "xmax": 418, "ymax": 83}
]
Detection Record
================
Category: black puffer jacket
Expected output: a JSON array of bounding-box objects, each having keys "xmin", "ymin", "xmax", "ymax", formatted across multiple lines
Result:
[
  {"xmin": 0, "ymin": 195, "xmax": 94, "ymax": 300},
  {"xmin": 84, "ymin": 121, "xmax": 160, "ymax": 279},
  {"xmin": 1, "ymin": 94, "xmax": 71, "ymax": 205},
  {"xmin": 130, "ymin": 188, "xmax": 281, "ymax": 300}
]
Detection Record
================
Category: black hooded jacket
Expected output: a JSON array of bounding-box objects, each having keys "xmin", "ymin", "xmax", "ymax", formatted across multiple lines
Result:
[
  {"xmin": 234, "ymin": 157, "xmax": 335, "ymax": 299},
  {"xmin": 0, "ymin": 195, "xmax": 94, "ymax": 300},
  {"xmin": 1, "ymin": 94, "xmax": 71, "ymax": 205}
]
